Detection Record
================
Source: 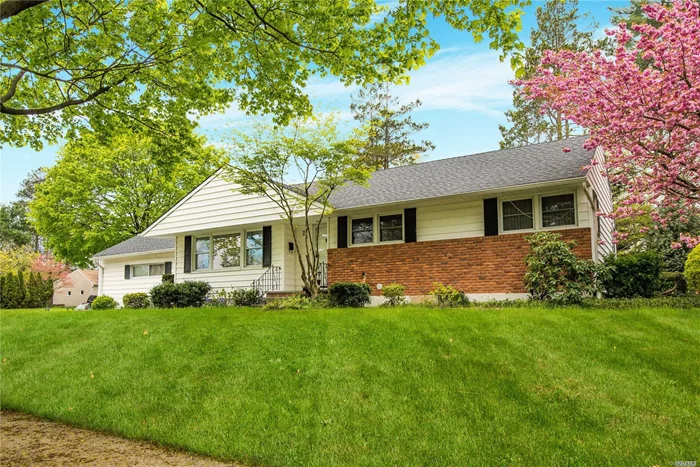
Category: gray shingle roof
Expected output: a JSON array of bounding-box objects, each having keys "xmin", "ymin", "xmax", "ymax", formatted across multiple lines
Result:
[
  {"xmin": 328, "ymin": 136, "xmax": 593, "ymax": 209},
  {"xmin": 93, "ymin": 236, "xmax": 174, "ymax": 258}
]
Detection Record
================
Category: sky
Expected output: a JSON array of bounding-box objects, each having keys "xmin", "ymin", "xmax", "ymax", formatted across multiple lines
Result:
[{"xmin": 0, "ymin": 0, "xmax": 629, "ymax": 203}]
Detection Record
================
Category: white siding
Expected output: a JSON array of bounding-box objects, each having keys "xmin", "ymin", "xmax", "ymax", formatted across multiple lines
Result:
[
  {"xmin": 173, "ymin": 223, "xmax": 288, "ymax": 291},
  {"xmin": 329, "ymin": 183, "xmax": 592, "ymax": 248},
  {"xmin": 143, "ymin": 171, "xmax": 286, "ymax": 237},
  {"xmin": 100, "ymin": 252, "xmax": 175, "ymax": 305},
  {"xmin": 586, "ymin": 146, "xmax": 615, "ymax": 260}
]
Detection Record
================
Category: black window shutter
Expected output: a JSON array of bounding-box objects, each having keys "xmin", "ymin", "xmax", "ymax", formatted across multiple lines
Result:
[
  {"xmin": 165, "ymin": 261, "xmax": 172, "ymax": 274},
  {"xmin": 337, "ymin": 216, "xmax": 348, "ymax": 248},
  {"xmin": 484, "ymin": 198, "xmax": 499, "ymax": 236},
  {"xmin": 262, "ymin": 226, "xmax": 272, "ymax": 267},
  {"xmin": 183, "ymin": 235, "xmax": 192, "ymax": 273},
  {"xmin": 404, "ymin": 208, "xmax": 417, "ymax": 243},
  {"xmin": 124, "ymin": 265, "xmax": 131, "ymax": 280}
]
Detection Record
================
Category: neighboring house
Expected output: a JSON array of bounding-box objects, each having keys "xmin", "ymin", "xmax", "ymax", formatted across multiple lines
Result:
[
  {"xmin": 53, "ymin": 269, "xmax": 99, "ymax": 307},
  {"xmin": 93, "ymin": 236, "xmax": 175, "ymax": 305},
  {"xmin": 93, "ymin": 137, "xmax": 614, "ymax": 304}
]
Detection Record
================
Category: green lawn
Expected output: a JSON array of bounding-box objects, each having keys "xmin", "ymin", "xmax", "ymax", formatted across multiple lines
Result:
[{"xmin": 1, "ymin": 306, "xmax": 699, "ymax": 466}]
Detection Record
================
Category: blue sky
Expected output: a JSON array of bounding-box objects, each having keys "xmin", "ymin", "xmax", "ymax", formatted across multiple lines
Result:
[{"xmin": 0, "ymin": 0, "xmax": 628, "ymax": 202}]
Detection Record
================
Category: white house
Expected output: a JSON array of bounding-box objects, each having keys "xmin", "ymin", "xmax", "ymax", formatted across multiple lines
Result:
[{"xmin": 93, "ymin": 137, "xmax": 614, "ymax": 304}]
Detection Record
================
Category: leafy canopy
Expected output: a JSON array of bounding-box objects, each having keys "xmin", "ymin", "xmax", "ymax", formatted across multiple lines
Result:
[
  {"xmin": 29, "ymin": 127, "xmax": 226, "ymax": 266},
  {"xmin": 1, "ymin": 0, "xmax": 528, "ymax": 149},
  {"xmin": 226, "ymin": 115, "xmax": 369, "ymax": 298}
]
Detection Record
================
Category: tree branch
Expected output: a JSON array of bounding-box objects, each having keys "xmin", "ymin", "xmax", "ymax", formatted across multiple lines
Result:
[{"xmin": 0, "ymin": 0, "xmax": 48, "ymax": 20}]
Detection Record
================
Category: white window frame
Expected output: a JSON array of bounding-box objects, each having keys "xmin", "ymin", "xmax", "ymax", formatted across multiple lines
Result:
[
  {"xmin": 498, "ymin": 190, "xmax": 579, "ymax": 234},
  {"xmin": 349, "ymin": 212, "xmax": 405, "ymax": 247},
  {"xmin": 132, "ymin": 263, "xmax": 166, "ymax": 278},
  {"xmin": 499, "ymin": 196, "xmax": 536, "ymax": 234},
  {"xmin": 539, "ymin": 191, "xmax": 578, "ymax": 230},
  {"xmin": 191, "ymin": 229, "xmax": 263, "ymax": 272}
]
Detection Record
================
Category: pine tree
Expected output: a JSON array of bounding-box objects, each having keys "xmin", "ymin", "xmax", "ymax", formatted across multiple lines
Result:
[
  {"xmin": 499, "ymin": 0, "xmax": 595, "ymax": 149},
  {"xmin": 350, "ymin": 82, "xmax": 434, "ymax": 171},
  {"xmin": 16, "ymin": 271, "xmax": 27, "ymax": 308},
  {"xmin": 0, "ymin": 275, "xmax": 5, "ymax": 309},
  {"xmin": 42, "ymin": 277, "xmax": 55, "ymax": 307},
  {"xmin": 2, "ymin": 272, "xmax": 21, "ymax": 308},
  {"xmin": 25, "ymin": 272, "xmax": 44, "ymax": 308}
]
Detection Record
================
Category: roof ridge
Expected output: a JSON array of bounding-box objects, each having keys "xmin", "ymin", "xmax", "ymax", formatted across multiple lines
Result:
[{"xmin": 371, "ymin": 135, "xmax": 589, "ymax": 175}]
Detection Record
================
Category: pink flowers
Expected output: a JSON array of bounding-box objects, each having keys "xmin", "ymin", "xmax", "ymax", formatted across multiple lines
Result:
[
  {"xmin": 518, "ymin": 0, "xmax": 700, "ymax": 248},
  {"xmin": 561, "ymin": 147, "xmax": 572, "ymax": 153}
]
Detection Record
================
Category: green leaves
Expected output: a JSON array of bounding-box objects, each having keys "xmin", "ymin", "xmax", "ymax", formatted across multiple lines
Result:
[
  {"xmin": 2, "ymin": 0, "xmax": 527, "ymax": 149},
  {"xmin": 28, "ymin": 127, "xmax": 226, "ymax": 266}
]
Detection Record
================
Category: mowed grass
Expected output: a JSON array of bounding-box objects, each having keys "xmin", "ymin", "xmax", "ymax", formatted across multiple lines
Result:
[{"xmin": 1, "ymin": 306, "xmax": 699, "ymax": 466}]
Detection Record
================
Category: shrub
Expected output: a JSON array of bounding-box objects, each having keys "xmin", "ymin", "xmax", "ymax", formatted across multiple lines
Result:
[
  {"xmin": 686, "ymin": 245, "xmax": 700, "ymax": 294},
  {"xmin": 150, "ymin": 282, "xmax": 181, "ymax": 308},
  {"xmin": 176, "ymin": 281, "xmax": 211, "ymax": 307},
  {"xmin": 150, "ymin": 281, "xmax": 211, "ymax": 308},
  {"xmin": 123, "ymin": 292, "xmax": 150, "ymax": 309},
  {"xmin": 382, "ymin": 283, "xmax": 406, "ymax": 307},
  {"xmin": 658, "ymin": 271, "xmax": 687, "ymax": 296},
  {"xmin": 205, "ymin": 288, "xmax": 261, "ymax": 307},
  {"xmin": 91, "ymin": 295, "xmax": 117, "ymax": 310},
  {"xmin": 263, "ymin": 294, "xmax": 311, "ymax": 310},
  {"xmin": 329, "ymin": 282, "xmax": 371, "ymax": 307},
  {"xmin": 524, "ymin": 232, "xmax": 598, "ymax": 304},
  {"xmin": 429, "ymin": 283, "xmax": 469, "ymax": 308},
  {"xmin": 601, "ymin": 251, "xmax": 662, "ymax": 298},
  {"xmin": 161, "ymin": 273, "xmax": 175, "ymax": 284}
]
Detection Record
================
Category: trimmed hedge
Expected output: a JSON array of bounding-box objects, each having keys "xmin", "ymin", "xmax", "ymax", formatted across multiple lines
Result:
[
  {"xmin": 329, "ymin": 282, "xmax": 371, "ymax": 307},
  {"xmin": 150, "ymin": 281, "xmax": 211, "ymax": 308},
  {"xmin": 601, "ymin": 251, "xmax": 662, "ymax": 299},
  {"xmin": 91, "ymin": 296, "xmax": 117, "ymax": 310},
  {"xmin": 123, "ymin": 292, "xmax": 150, "ymax": 309}
]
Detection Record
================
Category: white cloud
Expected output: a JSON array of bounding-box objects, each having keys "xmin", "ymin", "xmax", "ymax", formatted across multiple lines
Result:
[{"xmin": 396, "ymin": 52, "xmax": 515, "ymax": 117}]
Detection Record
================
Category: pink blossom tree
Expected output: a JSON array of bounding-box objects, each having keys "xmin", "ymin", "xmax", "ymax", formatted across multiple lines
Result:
[
  {"xmin": 31, "ymin": 253, "xmax": 72, "ymax": 284},
  {"xmin": 518, "ymin": 0, "xmax": 700, "ymax": 248}
]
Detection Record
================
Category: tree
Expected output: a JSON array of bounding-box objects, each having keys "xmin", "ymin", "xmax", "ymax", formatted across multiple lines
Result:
[
  {"xmin": 499, "ymin": 0, "xmax": 595, "ymax": 149},
  {"xmin": 29, "ymin": 128, "xmax": 226, "ymax": 266},
  {"xmin": 0, "ymin": 272, "xmax": 24, "ymax": 308},
  {"xmin": 350, "ymin": 82, "xmax": 434, "ymax": 170},
  {"xmin": 0, "ymin": 202, "xmax": 35, "ymax": 248},
  {"xmin": 1, "ymin": 0, "xmax": 528, "ymax": 149},
  {"xmin": 0, "ymin": 168, "xmax": 46, "ymax": 250},
  {"xmin": 226, "ymin": 116, "xmax": 369, "ymax": 298},
  {"xmin": 519, "ymin": 0, "xmax": 700, "ymax": 248},
  {"xmin": 0, "ymin": 244, "xmax": 38, "ymax": 274}
]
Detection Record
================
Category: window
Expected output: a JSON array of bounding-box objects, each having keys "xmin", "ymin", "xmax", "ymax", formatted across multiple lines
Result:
[
  {"xmin": 195, "ymin": 237, "xmax": 210, "ymax": 270},
  {"xmin": 352, "ymin": 217, "xmax": 374, "ymax": 244},
  {"xmin": 502, "ymin": 198, "xmax": 534, "ymax": 231},
  {"xmin": 213, "ymin": 233, "xmax": 241, "ymax": 268},
  {"xmin": 541, "ymin": 194, "xmax": 576, "ymax": 227},
  {"xmin": 133, "ymin": 264, "xmax": 165, "ymax": 277},
  {"xmin": 80, "ymin": 290, "xmax": 84, "ymax": 295},
  {"xmin": 246, "ymin": 231, "xmax": 263, "ymax": 266},
  {"xmin": 67, "ymin": 291, "xmax": 71, "ymax": 296},
  {"xmin": 133, "ymin": 264, "xmax": 150, "ymax": 277},
  {"xmin": 379, "ymin": 214, "xmax": 403, "ymax": 242}
]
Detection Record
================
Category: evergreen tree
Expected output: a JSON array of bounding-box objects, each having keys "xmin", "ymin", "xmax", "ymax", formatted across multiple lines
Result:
[
  {"xmin": 16, "ymin": 271, "xmax": 27, "ymax": 308},
  {"xmin": 499, "ymin": 0, "xmax": 595, "ymax": 149},
  {"xmin": 25, "ymin": 272, "xmax": 44, "ymax": 308},
  {"xmin": 350, "ymin": 82, "xmax": 434, "ymax": 171},
  {"xmin": 0, "ymin": 275, "xmax": 5, "ymax": 309},
  {"xmin": 42, "ymin": 277, "xmax": 55, "ymax": 308},
  {"xmin": 2, "ymin": 272, "xmax": 22, "ymax": 309}
]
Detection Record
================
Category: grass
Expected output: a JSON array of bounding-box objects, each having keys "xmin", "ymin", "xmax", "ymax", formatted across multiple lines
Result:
[{"xmin": 1, "ymin": 306, "xmax": 699, "ymax": 466}]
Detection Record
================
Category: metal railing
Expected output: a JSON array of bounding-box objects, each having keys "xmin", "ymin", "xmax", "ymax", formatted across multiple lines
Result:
[
  {"xmin": 317, "ymin": 262, "xmax": 328, "ymax": 289},
  {"xmin": 252, "ymin": 265, "xmax": 282, "ymax": 296}
]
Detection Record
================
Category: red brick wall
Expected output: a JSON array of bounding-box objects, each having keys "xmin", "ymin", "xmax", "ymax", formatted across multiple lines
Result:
[{"xmin": 327, "ymin": 228, "xmax": 592, "ymax": 295}]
